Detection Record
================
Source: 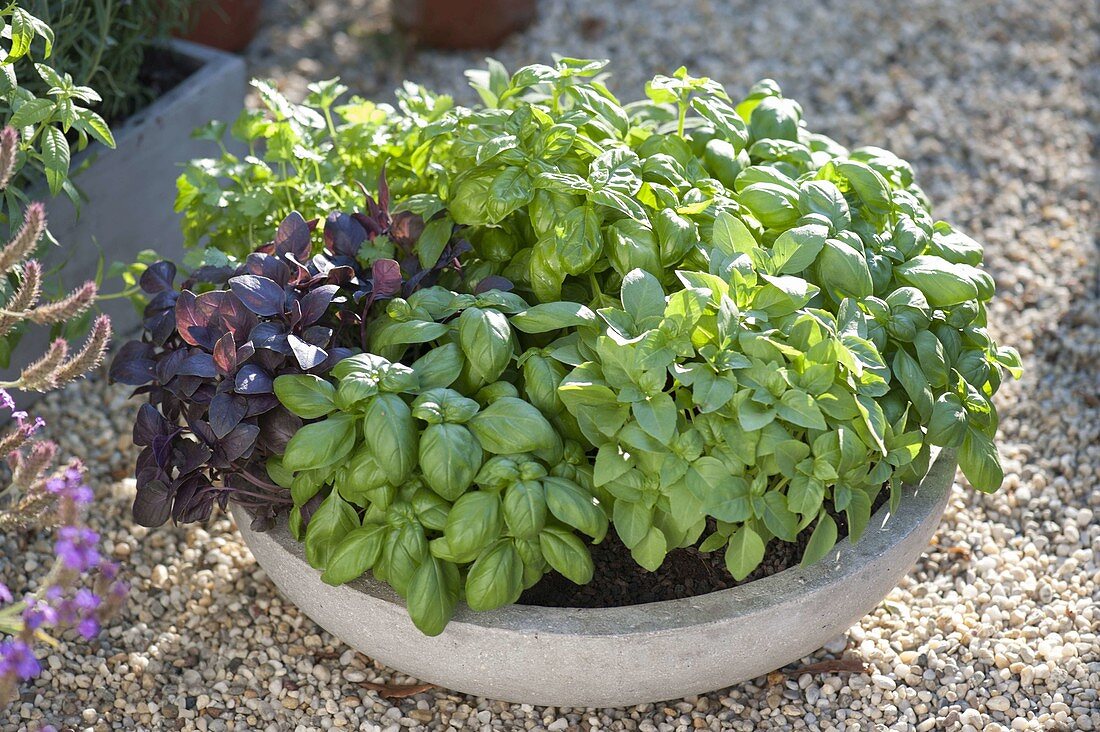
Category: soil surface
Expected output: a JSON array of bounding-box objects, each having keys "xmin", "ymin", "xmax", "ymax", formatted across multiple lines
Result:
[
  {"xmin": 104, "ymin": 46, "xmax": 199, "ymax": 127},
  {"xmin": 521, "ymin": 489, "xmax": 890, "ymax": 608}
]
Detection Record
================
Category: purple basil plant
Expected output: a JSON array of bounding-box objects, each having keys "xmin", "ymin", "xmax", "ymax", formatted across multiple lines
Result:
[{"xmin": 111, "ymin": 180, "xmax": 474, "ymax": 531}]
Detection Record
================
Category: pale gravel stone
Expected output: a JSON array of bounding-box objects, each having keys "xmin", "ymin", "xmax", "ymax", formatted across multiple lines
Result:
[{"xmin": 2, "ymin": 0, "xmax": 1099, "ymax": 730}]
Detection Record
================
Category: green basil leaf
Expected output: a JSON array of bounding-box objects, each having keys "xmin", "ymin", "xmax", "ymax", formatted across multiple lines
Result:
[
  {"xmin": 419, "ymin": 423, "xmax": 483, "ymax": 501},
  {"xmin": 321, "ymin": 524, "xmax": 387, "ymax": 585},
  {"xmin": 543, "ymin": 476, "xmax": 608, "ymax": 541},
  {"xmin": 458, "ymin": 307, "xmax": 513, "ymax": 385},
  {"xmin": 304, "ymin": 490, "xmax": 360, "ymax": 569},
  {"xmin": 894, "ymin": 255, "xmax": 980, "ymax": 307},
  {"xmin": 411, "ymin": 342, "xmax": 464, "ymax": 390},
  {"xmin": 274, "ymin": 374, "xmax": 336, "ymax": 419},
  {"xmin": 620, "ymin": 268, "xmax": 666, "ymax": 323},
  {"xmin": 539, "ymin": 527, "xmax": 595, "ymax": 585},
  {"xmin": 503, "ymin": 480, "xmax": 547, "ymax": 540},
  {"xmin": 631, "ymin": 392, "xmax": 677, "ymax": 444},
  {"xmin": 282, "ymin": 415, "xmax": 358, "ymax": 472},
  {"xmin": 444, "ymin": 491, "xmax": 503, "ymax": 562},
  {"xmin": 362, "ymin": 393, "xmax": 418, "ymax": 484},
  {"xmin": 613, "ymin": 499, "xmax": 652, "ymax": 549},
  {"xmin": 464, "ymin": 540, "xmax": 524, "ymax": 611},
  {"xmin": 629, "ymin": 526, "xmax": 667, "ymax": 572},
  {"xmin": 799, "ymin": 513, "xmax": 838, "ymax": 567},
  {"xmin": 776, "ymin": 389, "xmax": 827, "ymax": 430},
  {"xmin": 959, "ymin": 427, "xmax": 1003, "ymax": 493},
  {"xmin": 725, "ymin": 525, "xmax": 765, "ymax": 581},
  {"xmin": 511, "ymin": 302, "xmax": 597, "ymax": 333},
  {"xmin": 468, "ymin": 397, "xmax": 560, "ymax": 456},
  {"xmin": 406, "ymin": 556, "xmax": 460, "ymax": 637}
]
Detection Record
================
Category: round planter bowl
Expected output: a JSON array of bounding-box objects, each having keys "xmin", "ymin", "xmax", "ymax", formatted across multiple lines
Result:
[{"xmin": 234, "ymin": 449, "xmax": 955, "ymax": 707}]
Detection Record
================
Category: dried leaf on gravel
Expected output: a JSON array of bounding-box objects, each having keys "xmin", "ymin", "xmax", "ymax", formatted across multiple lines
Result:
[{"xmin": 361, "ymin": 681, "xmax": 437, "ymax": 698}]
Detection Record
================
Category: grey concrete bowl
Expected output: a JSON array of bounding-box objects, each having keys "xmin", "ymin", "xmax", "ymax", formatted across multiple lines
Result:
[{"xmin": 233, "ymin": 448, "xmax": 955, "ymax": 707}]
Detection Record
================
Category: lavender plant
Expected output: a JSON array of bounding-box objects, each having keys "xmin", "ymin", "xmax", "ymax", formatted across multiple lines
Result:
[{"xmin": 0, "ymin": 122, "xmax": 118, "ymax": 707}]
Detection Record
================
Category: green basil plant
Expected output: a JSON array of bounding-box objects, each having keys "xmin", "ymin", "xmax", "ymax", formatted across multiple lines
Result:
[
  {"xmin": 226, "ymin": 58, "xmax": 1020, "ymax": 635},
  {"xmin": 272, "ymin": 288, "xmax": 607, "ymax": 635}
]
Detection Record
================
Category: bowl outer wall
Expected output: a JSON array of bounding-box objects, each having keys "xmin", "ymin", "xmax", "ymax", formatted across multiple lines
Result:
[{"xmin": 233, "ymin": 448, "xmax": 956, "ymax": 707}]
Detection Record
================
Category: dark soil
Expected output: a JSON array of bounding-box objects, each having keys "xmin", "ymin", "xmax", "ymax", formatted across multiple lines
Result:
[
  {"xmin": 519, "ymin": 489, "xmax": 890, "ymax": 608},
  {"xmin": 104, "ymin": 46, "xmax": 199, "ymax": 128}
]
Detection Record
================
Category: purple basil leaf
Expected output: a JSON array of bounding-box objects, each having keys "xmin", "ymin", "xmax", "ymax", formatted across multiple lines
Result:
[
  {"xmin": 301, "ymin": 325, "xmax": 333, "ymax": 347},
  {"xmin": 139, "ymin": 261, "xmax": 176, "ymax": 293},
  {"xmin": 249, "ymin": 322, "xmax": 290, "ymax": 354},
  {"xmin": 287, "ymin": 333, "xmax": 327, "ymax": 370},
  {"xmin": 110, "ymin": 341, "xmax": 157, "ymax": 385},
  {"xmin": 234, "ymin": 364, "xmax": 273, "ymax": 394},
  {"xmin": 220, "ymin": 423, "xmax": 260, "ymax": 463},
  {"xmin": 212, "ymin": 332, "xmax": 237, "ymax": 377},
  {"xmin": 132, "ymin": 479, "xmax": 173, "ymax": 527},
  {"xmin": 175, "ymin": 290, "xmax": 216, "ymax": 348},
  {"xmin": 245, "ymin": 252, "xmax": 291, "ymax": 286},
  {"xmin": 388, "ymin": 211, "xmax": 425, "ymax": 253},
  {"xmin": 229, "ymin": 275, "xmax": 286, "ymax": 317},
  {"xmin": 244, "ymin": 394, "xmax": 280, "ymax": 417},
  {"xmin": 178, "ymin": 353, "xmax": 217, "ymax": 378},
  {"xmin": 258, "ymin": 406, "xmax": 302, "ymax": 454},
  {"xmin": 297, "ymin": 490, "xmax": 326, "ymax": 533},
  {"xmin": 176, "ymin": 441, "xmax": 213, "ymax": 474},
  {"xmin": 299, "ymin": 284, "xmax": 339, "ymax": 326},
  {"xmin": 372, "ymin": 259, "xmax": 402, "ymax": 301},
  {"xmin": 172, "ymin": 478, "xmax": 214, "ymax": 523},
  {"xmin": 133, "ymin": 403, "xmax": 171, "ymax": 446},
  {"xmin": 475, "ymin": 275, "xmax": 514, "ymax": 294},
  {"xmin": 273, "ymin": 211, "xmax": 312, "ymax": 260},
  {"xmin": 209, "ymin": 392, "xmax": 248, "ymax": 438},
  {"xmin": 324, "ymin": 212, "xmax": 367, "ymax": 256}
]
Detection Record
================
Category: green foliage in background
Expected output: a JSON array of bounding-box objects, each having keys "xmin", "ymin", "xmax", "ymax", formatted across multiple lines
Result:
[
  {"xmin": 176, "ymin": 79, "xmax": 455, "ymax": 259},
  {"xmin": 24, "ymin": 0, "xmax": 191, "ymax": 123}
]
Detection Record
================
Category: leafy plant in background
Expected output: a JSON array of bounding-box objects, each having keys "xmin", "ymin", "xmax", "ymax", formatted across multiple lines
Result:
[
  {"xmin": 0, "ymin": 122, "xmax": 120, "ymax": 707},
  {"xmin": 111, "ymin": 180, "xmax": 473, "ymax": 531},
  {"xmin": 129, "ymin": 58, "xmax": 1020, "ymax": 635},
  {"xmin": 175, "ymin": 78, "xmax": 455, "ymax": 260},
  {"xmin": 0, "ymin": 3, "xmax": 118, "ymax": 221},
  {"xmin": 22, "ymin": 0, "xmax": 191, "ymax": 124}
]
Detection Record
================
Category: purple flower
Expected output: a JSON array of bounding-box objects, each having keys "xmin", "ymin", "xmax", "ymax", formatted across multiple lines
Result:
[
  {"xmin": 0, "ymin": 583, "xmax": 11, "ymax": 604},
  {"xmin": 55, "ymin": 526, "xmax": 101, "ymax": 572},
  {"xmin": 76, "ymin": 617, "xmax": 99, "ymax": 640},
  {"xmin": 0, "ymin": 639, "xmax": 40, "ymax": 680}
]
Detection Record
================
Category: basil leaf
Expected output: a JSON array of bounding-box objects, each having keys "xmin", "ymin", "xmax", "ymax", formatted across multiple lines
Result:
[
  {"xmin": 444, "ymin": 491, "xmax": 503, "ymax": 562},
  {"xmin": 543, "ymin": 476, "xmax": 608, "ymax": 541},
  {"xmin": 539, "ymin": 527, "xmax": 595, "ymax": 585},
  {"xmin": 321, "ymin": 524, "xmax": 387, "ymax": 585},
  {"xmin": 419, "ymin": 423, "xmax": 483, "ymax": 501},
  {"xmin": 274, "ymin": 374, "xmax": 336, "ymax": 419},
  {"xmin": 304, "ymin": 491, "xmax": 360, "ymax": 569},
  {"xmin": 362, "ymin": 393, "xmax": 418, "ymax": 484},
  {"xmin": 468, "ymin": 397, "xmax": 560, "ymax": 456},
  {"xmin": 458, "ymin": 307, "xmax": 513, "ymax": 385},
  {"xmin": 503, "ymin": 480, "xmax": 547, "ymax": 540},
  {"xmin": 511, "ymin": 302, "xmax": 597, "ymax": 333},
  {"xmin": 630, "ymin": 526, "xmax": 667, "ymax": 572},
  {"xmin": 959, "ymin": 428, "xmax": 1003, "ymax": 493},
  {"xmin": 282, "ymin": 414, "xmax": 358, "ymax": 472},
  {"xmin": 464, "ymin": 540, "xmax": 524, "ymax": 611},
  {"xmin": 406, "ymin": 557, "xmax": 460, "ymax": 637},
  {"xmin": 799, "ymin": 513, "xmax": 838, "ymax": 567},
  {"xmin": 725, "ymin": 525, "xmax": 765, "ymax": 581}
]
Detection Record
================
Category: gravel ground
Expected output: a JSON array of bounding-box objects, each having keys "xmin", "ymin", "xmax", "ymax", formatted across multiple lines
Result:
[{"xmin": 3, "ymin": 0, "xmax": 1099, "ymax": 730}]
